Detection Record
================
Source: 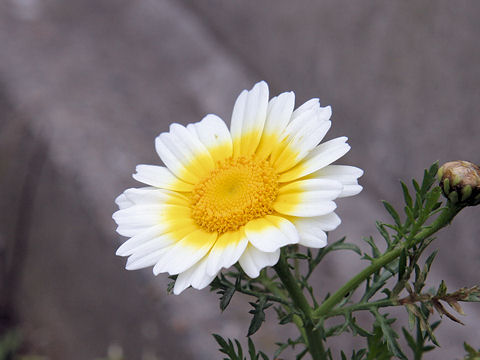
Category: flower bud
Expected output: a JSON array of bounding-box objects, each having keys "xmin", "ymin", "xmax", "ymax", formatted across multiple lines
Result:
[{"xmin": 438, "ymin": 161, "xmax": 480, "ymax": 206}]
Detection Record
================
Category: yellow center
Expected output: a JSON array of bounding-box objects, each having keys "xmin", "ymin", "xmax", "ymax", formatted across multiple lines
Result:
[{"xmin": 191, "ymin": 156, "xmax": 279, "ymax": 233}]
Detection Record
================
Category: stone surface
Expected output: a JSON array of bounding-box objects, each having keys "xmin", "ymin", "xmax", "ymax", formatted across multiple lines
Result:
[{"xmin": 0, "ymin": 0, "xmax": 479, "ymax": 359}]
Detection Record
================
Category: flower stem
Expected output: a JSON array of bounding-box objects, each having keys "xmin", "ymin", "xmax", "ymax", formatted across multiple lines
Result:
[
  {"xmin": 313, "ymin": 202, "xmax": 462, "ymax": 319},
  {"xmin": 326, "ymin": 298, "xmax": 396, "ymax": 317},
  {"xmin": 274, "ymin": 250, "xmax": 327, "ymax": 360}
]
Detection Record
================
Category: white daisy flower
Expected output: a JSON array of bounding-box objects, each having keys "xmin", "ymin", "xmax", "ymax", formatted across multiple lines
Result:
[{"xmin": 113, "ymin": 81, "xmax": 363, "ymax": 295}]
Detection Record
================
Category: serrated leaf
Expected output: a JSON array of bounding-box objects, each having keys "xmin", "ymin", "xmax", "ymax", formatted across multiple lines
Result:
[
  {"xmin": 422, "ymin": 163, "xmax": 439, "ymax": 194},
  {"xmin": 401, "ymin": 181, "xmax": 413, "ymax": 208},
  {"xmin": 432, "ymin": 299, "xmax": 465, "ymax": 325},
  {"xmin": 247, "ymin": 338, "xmax": 256, "ymax": 360},
  {"xmin": 247, "ymin": 298, "xmax": 272, "ymax": 336},
  {"xmin": 464, "ymin": 342, "xmax": 480, "ymax": 359},
  {"xmin": 324, "ymin": 321, "xmax": 349, "ymax": 338},
  {"xmin": 279, "ymin": 313, "xmax": 293, "ymax": 325},
  {"xmin": 366, "ymin": 325, "xmax": 393, "ymax": 360},
  {"xmin": 382, "ymin": 201, "xmax": 402, "ymax": 227},
  {"xmin": 402, "ymin": 327, "xmax": 417, "ymax": 353},
  {"xmin": 425, "ymin": 187, "xmax": 441, "ymax": 213},
  {"xmin": 219, "ymin": 285, "xmax": 236, "ymax": 311},
  {"xmin": 348, "ymin": 315, "xmax": 373, "ymax": 337},
  {"xmin": 405, "ymin": 206, "xmax": 415, "ymax": 224},
  {"xmin": 213, "ymin": 334, "xmax": 243, "ymax": 360},
  {"xmin": 372, "ymin": 310, "xmax": 407, "ymax": 360},
  {"xmin": 424, "ymin": 250, "xmax": 438, "ymax": 273},
  {"xmin": 412, "ymin": 179, "xmax": 420, "ymax": 193},
  {"xmin": 436, "ymin": 280, "xmax": 447, "ymax": 297},
  {"xmin": 364, "ymin": 236, "xmax": 381, "ymax": 259},
  {"xmin": 405, "ymin": 304, "xmax": 439, "ymax": 346},
  {"xmin": 376, "ymin": 221, "xmax": 392, "ymax": 246},
  {"xmin": 406, "ymin": 305, "xmax": 416, "ymax": 330},
  {"xmin": 327, "ymin": 238, "xmax": 362, "ymax": 255}
]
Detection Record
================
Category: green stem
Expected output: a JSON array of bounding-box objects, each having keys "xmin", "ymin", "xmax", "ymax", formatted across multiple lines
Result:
[
  {"xmin": 258, "ymin": 272, "xmax": 309, "ymax": 346},
  {"xmin": 274, "ymin": 250, "xmax": 327, "ymax": 360},
  {"xmin": 326, "ymin": 299, "xmax": 396, "ymax": 318},
  {"xmin": 313, "ymin": 202, "xmax": 462, "ymax": 319}
]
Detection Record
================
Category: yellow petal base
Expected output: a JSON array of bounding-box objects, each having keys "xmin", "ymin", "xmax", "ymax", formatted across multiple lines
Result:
[{"xmin": 191, "ymin": 156, "xmax": 278, "ymax": 233}]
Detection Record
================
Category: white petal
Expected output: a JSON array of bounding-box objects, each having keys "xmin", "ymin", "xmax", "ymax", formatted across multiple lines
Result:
[
  {"xmin": 272, "ymin": 104, "xmax": 332, "ymax": 172},
  {"xmin": 279, "ymin": 137, "xmax": 351, "ymax": 182},
  {"xmin": 155, "ymin": 123, "xmax": 215, "ymax": 183},
  {"xmin": 113, "ymin": 205, "xmax": 162, "ymax": 228},
  {"xmin": 206, "ymin": 229, "xmax": 248, "ymax": 276},
  {"xmin": 311, "ymin": 212, "xmax": 342, "ymax": 231},
  {"xmin": 265, "ymin": 92, "xmax": 295, "ymax": 134},
  {"xmin": 116, "ymin": 224, "xmax": 167, "ymax": 256},
  {"xmin": 126, "ymin": 248, "xmax": 169, "ymax": 270},
  {"xmin": 231, "ymin": 81, "xmax": 269, "ymax": 156},
  {"xmin": 293, "ymin": 215, "xmax": 341, "ymax": 248},
  {"xmin": 238, "ymin": 245, "xmax": 280, "ymax": 278},
  {"xmin": 245, "ymin": 215, "xmax": 299, "ymax": 253},
  {"xmin": 291, "ymin": 98, "xmax": 332, "ymax": 123},
  {"xmin": 311, "ymin": 165, "xmax": 363, "ymax": 198},
  {"xmin": 115, "ymin": 193, "xmax": 134, "ymax": 210},
  {"xmin": 133, "ymin": 165, "xmax": 193, "ymax": 192},
  {"xmin": 113, "ymin": 205, "xmax": 162, "ymax": 237},
  {"xmin": 123, "ymin": 187, "xmax": 189, "ymax": 206},
  {"xmin": 274, "ymin": 179, "xmax": 342, "ymax": 217},
  {"xmin": 115, "ymin": 224, "xmax": 149, "ymax": 238},
  {"xmin": 255, "ymin": 92, "xmax": 295, "ymax": 159},
  {"xmin": 152, "ymin": 230, "xmax": 217, "ymax": 276},
  {"xmin": 186, "ymin": 114, "xmax": 233, "ymax": 162},
  {"xmin": 173, "ymin": 256, "xmax": 216, "ymax": 295},
  {"xmin": 291, "ymin": 98, "xmax": 320, "ymax": 119}
]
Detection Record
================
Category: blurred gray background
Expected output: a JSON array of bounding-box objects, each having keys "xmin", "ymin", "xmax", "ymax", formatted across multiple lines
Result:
[{"xmin": 1, "ymin": 1, "xmax": 479, "ymax": 359}]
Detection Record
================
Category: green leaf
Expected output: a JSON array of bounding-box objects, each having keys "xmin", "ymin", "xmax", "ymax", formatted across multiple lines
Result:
[
  {"xmin": 213, "ymin": 334, "xmax": 244, "ymax": 360},
  {"xmin": 402, "ymin": 327, "xmax": 417, "ymax": 353},
  {"xmin": 424, "ymin": 187, "xmax": 441, "ymax": 213},
  {"xmin": 363, "ymin": 236, "xmax": 381, "ymax": 259},
  {"xmin": 372, "ymin": 310, "xmax": 407, "ymax": 360},
  {"xmin": 376, "ymin": 221, "xmax": 392, "ymax": 246},
  {"xmin": 247, "ymin": 338, "xmax": 256, "ymax": 360},
  {"xmin": 412, "ymin": 179, "xmax": 420, "ymax": 193},
  {"xmin": 401, "ymin": 181, "xmax": 413, "ymax": 208},
  {"xmin": 366, "ymin": 325, "xmax": 393, "ymax": 360},
  {"xmin": 463, "ymin": 342, "xmax": 480, "ymax": 359},
  {"xmin": 347, "ymin": 314, "xmax": 373, "ymax": 337},
  {"xmin": 324, "ymin": 237, "xmax": 361, "ymax": 255},
  {"xmin": 436, "ymin": 280, "xmax": 447, "ymax": 297},
  {"xmin": 220, "ymin": 284, "xmax": 236, "ymax": 311},
  {"xmin": 247, "ymin": 297, "xmax": 272, "ymax": 336},
  {"xmin": 308, "ymin": 237, "xmax": 361, "ymax": 277},
  {"xmin": 382, "ymin": 201, "xmax": 402, "ymax": 227},
  {"xmin": 424, "ymin": 250, "xmax": 438, "ymax": 273},
  {"xmin": 421, "ymin": 163, "xmax": 439, "ymax": 195}
]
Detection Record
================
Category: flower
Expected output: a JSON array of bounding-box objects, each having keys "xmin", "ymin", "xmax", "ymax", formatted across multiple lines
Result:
[
  {"xmin": 438, "ymin": 160, "xmax": 480, "ymax": 206},
  {"xmin": 113, "ymin": 81, "xmax": 363, "ymax": 294}
]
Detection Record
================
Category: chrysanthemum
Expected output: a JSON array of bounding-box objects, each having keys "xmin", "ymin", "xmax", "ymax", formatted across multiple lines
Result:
[{"xmin": 113, "ymin": 81, "xmax": 363, "ymax": 294}]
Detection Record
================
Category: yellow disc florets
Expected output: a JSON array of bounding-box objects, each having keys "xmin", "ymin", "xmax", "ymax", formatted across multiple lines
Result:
[{"xmin": 191, "ymin": 156, "xmax": 279, "ymax": 233}]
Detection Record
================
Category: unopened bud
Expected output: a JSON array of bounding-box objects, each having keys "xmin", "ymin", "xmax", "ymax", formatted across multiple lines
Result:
[{"xmin": 438, "ymin": 161, "xmax": 480, "ymax": 206}]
